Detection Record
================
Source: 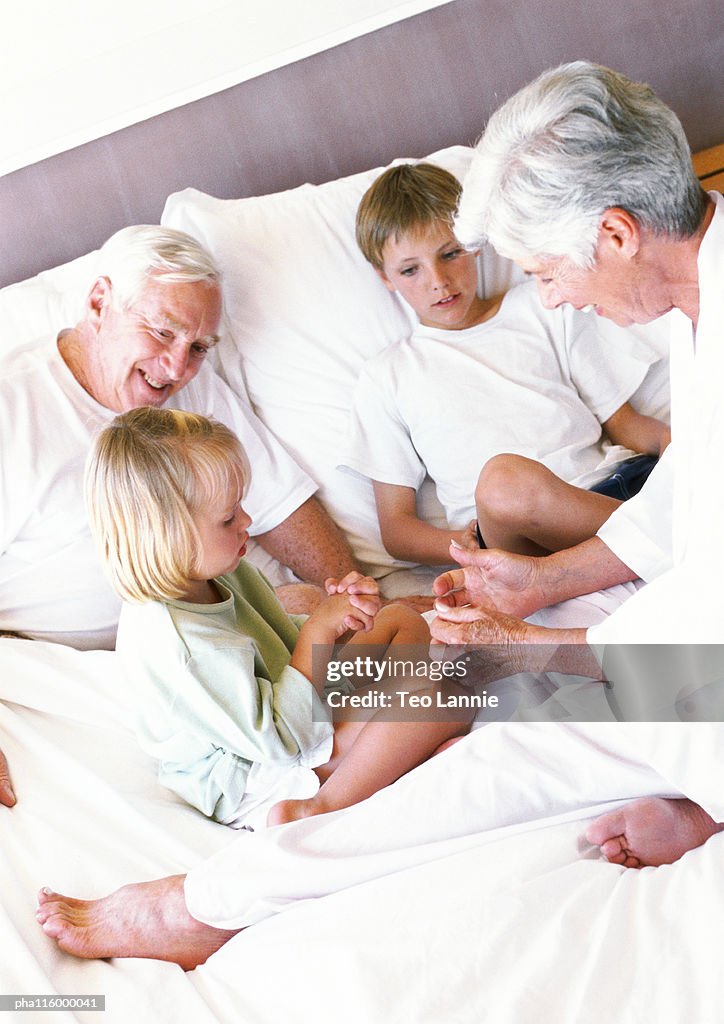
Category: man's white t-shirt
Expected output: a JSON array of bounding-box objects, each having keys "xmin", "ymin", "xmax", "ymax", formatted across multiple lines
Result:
[{"xmin": 0, "ymin": 340, "xmax": 316, "ymax": 649}]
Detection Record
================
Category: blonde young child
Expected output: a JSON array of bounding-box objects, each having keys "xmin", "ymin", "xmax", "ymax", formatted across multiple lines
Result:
[{"xmin": 85, "ymin": 407, "xmax": 469, "ymax": 829}]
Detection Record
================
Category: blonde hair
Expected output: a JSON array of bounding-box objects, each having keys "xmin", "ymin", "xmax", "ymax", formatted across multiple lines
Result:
[
  {"xmin": 356, "ymin": 162, "xmax": 462, "ymax": 269},
  {"xmin": 86, "ymin": 407, "xmax": 249, "ymax": 603}
]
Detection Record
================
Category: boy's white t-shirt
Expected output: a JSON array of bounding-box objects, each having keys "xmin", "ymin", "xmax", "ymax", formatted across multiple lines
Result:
[{"xmin": 342, "ymin": 281, "xmax": 663, "ymax": 529}]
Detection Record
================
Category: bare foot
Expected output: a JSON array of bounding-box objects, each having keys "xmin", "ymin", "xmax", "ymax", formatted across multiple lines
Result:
[
  {"xmin": 433, "ymin": 736, "xmax": 465, "ymax": 756},
  {"xmin": 36, "ymin": 874, "xmax": 239, "ymax": 970},
  {"xmin": 585, "ymin": 797, "xmax": 724, "ymax": 868},
  {"xmin": 267, "ymin": 796, "xmax": 330, "ymax": 827}
]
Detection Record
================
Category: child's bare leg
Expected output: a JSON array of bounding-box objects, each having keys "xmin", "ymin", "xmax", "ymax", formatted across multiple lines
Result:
[
  {"xmin": 476, "ymin": 454, "xmax": 621, "ymax": 554},
  {"xmin": 268, "ymin": 690, "xmax": 472, "ymax": 826},
  {"xmin": 36, "ymin": 875, "xmax": 238, "ymax": 969},
  {"xmin": 585, "ymin": 797, "xmax": 724, "ymax": 868},
  {"xmin": 337, "ymin": 603, "xmax": 430, "ymax": 658}
]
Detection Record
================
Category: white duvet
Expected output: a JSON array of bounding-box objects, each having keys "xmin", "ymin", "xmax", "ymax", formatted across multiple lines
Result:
[{"xmin": 1, "ymin": 637, "xmax": 722, "ymax": 1024}]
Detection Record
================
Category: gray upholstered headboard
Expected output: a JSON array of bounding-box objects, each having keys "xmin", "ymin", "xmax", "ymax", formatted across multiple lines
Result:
[{"xmin": 2, "ymin": 0, "xmax": 723, "ymax": 288}]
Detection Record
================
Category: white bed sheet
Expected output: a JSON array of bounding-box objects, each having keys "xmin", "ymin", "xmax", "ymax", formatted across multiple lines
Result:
[{"xmin": 1, "ymin": 637, "xmax": 722, "ymax": 1024}]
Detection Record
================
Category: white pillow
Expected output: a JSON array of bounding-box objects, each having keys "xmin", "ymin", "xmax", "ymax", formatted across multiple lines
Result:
[
  {"xmin": 0, "ymin": 251, "xmax": 99, "ymax": 358},
  {"xmin": 162, "ymin": 146, "xmax": 524, "ymax": 578}
]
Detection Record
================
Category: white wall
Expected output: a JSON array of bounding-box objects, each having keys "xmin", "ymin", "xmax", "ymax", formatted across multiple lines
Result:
[{"xmin": 2, "ymin": 0, "xmax": 456, "ymax": 176}]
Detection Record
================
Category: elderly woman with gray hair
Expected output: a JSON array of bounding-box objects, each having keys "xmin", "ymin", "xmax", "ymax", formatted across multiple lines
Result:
[{"xmin": 435, "ymin": 61, "xmax": 721, "ymax": 651}]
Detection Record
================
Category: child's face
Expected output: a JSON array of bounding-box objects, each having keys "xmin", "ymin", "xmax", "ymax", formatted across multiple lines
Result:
[
  {"xmin": 377, "ymin": 222, "xmax": 487, "ymax": 330},
  {"xmin": 190, "ymin": 481, "xmax": 252, "ymax": 586}
]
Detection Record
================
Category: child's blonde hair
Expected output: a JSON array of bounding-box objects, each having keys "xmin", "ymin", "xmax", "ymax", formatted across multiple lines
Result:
[
  {"xmin": 86, "ymin": 407, "xmax": 249, "ymax": 603},
  {"xmin": 355, "ymin": 162, "xmax": 463, "ymax": 269}
]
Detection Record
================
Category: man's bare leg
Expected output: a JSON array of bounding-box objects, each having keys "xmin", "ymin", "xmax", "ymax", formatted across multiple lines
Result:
[
  {"xmin": 585, "ymin": 797, "xmax": 724, "ymax": 868},
  {"xmin": 36, "ymin": 875, "xmax": 238, "ymax": 970}
]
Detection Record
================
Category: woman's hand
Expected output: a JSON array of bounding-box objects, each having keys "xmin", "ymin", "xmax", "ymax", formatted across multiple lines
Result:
[
  {"xmin": 431, "ymin": 601, "xmax": 531, "ymax": 644},
  {"xmin": 433, "ymin": 542, "xmax": 547, "ymax": 619}
]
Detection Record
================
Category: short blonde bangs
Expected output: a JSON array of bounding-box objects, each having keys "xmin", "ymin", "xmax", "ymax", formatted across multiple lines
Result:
[{"xmin": 85, "ymin": 408, "xmax": 249, "ymax": 604}]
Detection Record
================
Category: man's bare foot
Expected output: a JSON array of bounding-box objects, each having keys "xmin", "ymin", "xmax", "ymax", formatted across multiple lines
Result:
[
  {"xmin": 585, "ymin": 797, "xmax": 724, "ymax": 868},
  {"xmin": 36, "ymin": 874, "xmax": 239, "ymax": 970}
]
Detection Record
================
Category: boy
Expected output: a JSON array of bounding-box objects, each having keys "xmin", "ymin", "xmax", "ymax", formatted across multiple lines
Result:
[{"xmin": 344, "ymin": 162, "xmax": 670, "ymax": 562}]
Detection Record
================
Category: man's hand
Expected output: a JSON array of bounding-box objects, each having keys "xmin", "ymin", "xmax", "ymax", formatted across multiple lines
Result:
[
  {"xmin": 432, "ymin": 542, "xmax": 547, "ymax": 619},
  {"xmin": 0, "ymin": 749, "xmax": 16, "ymax": 807}
]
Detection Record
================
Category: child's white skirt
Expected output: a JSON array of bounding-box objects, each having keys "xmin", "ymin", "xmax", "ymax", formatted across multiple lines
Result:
[{"xmin": 220, "ymin": 734, "xmax": 333, "ymax": 832}]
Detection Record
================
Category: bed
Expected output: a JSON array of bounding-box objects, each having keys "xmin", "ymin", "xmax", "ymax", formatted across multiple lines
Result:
[
  {"xmin": 4, "ymin": 638, "xmax": 724, "ymax": 1024},
  {"xmin": 3, "ymin": 134, "xmax": 716, "ymax": 1023},
  {"xmin": 3, "ymin": 2, "xmax": 724, "ymax": 1019}
]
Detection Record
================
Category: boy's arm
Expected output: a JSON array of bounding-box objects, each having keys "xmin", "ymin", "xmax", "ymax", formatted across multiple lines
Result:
[
  {"xmin": 602, "ymin": 402, "xmax": 671, "ymax": 457},
  {"xmin": 373, "ymin": 481, "xmax": 476, "ymax": 565}
]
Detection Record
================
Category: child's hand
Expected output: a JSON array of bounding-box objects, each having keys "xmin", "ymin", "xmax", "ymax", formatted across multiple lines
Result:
[
  {"xmin": 324, "ymin": 572, "xmax": 381, "ymax": 620},
  {"xmin": 311, "ymin": 573, "xmax": 378, "ymax": 634},
  {"xmin": 454, "ymin": 520, "xmax": 481, "ymax": 552},
  {"xmin": 329, "ymin": 593, "xmax": 376, "ymax": 636},
  {"xmin": 291, "ymin": 583, "xmax": 379, "ymax": 686}
]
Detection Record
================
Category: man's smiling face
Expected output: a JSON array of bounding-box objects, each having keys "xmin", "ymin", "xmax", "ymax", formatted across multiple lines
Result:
[{"xmin": 86, "ymin": 274, "xmax": 222, "ymax": 412}]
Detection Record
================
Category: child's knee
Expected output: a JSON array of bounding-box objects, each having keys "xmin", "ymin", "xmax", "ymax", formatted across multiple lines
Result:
[
  {"xmin": 476, "ymin": 454, "xmax": 541, "ymax": 524},
  {"xmin": 381, "ymin": 602, "xmax": 430, "ymax": 642}
]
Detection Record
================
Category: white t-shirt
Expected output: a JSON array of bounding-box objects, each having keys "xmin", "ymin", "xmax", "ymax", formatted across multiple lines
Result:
[
  {"xmin": 0, "ymin": 340, "xmax": 316, "ymax": 650},
  {"xmin": 589, "ymin": 192, "xmax": 724, "ymax": 647},
  {"xmin": 343, "ymin": 281, "xmax": 663, "ymax": 529}
]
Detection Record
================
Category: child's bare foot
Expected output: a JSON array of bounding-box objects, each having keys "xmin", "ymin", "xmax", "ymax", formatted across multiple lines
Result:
[
  {"xmin": 585, "ymin": 797, "xmax": 724, "ymax": 868},
  {"xmin": 267, "ymin": 796, "xmax": 331, "ymax": 826},
  {"xmin": 36, "ymin": 875, "xmax": 239, "ymax": 970},
  {"xmin": 433, "ymin": 736, "xmax": 465, "ymax": 756}
]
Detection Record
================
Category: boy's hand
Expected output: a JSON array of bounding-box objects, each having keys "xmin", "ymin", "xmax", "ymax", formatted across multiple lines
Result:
[{"xmin": 452, "ymin": 520, "xmax": 480, "ymax": 552}]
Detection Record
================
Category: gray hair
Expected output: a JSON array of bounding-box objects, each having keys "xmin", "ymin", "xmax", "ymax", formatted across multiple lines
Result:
[
  {"xmin": 454, "ymin": 61, "xmax": 707, "ymax": 266},
  {"xmin": 94, "ymin": 225, "xmax": 221, "ymax": 309}
]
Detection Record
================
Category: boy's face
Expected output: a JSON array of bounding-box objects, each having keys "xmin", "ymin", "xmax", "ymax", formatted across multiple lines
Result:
[{"xmin": 377, "ymin": 222, "xmax": 486, "ymax": 330}]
